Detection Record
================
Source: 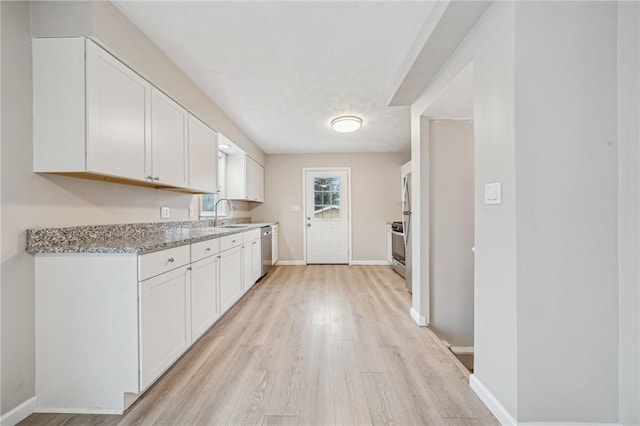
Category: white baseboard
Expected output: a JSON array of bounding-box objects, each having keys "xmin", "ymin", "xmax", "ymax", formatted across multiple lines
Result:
[
  {"xmin": 469, "ymin": 374, "xmax": 516, "ymax": 426},
  {"xmin": 1, "ymin": 396, "xmax": 36, "ymax": 426},
  {"xmin": 410, "ymin": 307, "xmax": 427, "ymax": 326},
  {"xmin": 275, "ymin": 260, "xmax": 305, "ymax": 266},
  {"xmin": 34, "ymin": 407, "xmax": 122, "ymax": 415},
  {"xmin": 451, "ymin": 346, "xmax": 474, "ymax": 355},
  {"xmin": 350, "ymin": 260, "xmax": 391, "ymax": 265},
  {"xmin": 519, "ymin": 423, "xmax": 621, "ymax": 426}
]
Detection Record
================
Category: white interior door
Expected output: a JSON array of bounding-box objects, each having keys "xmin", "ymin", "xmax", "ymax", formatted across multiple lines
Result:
[{"xmin": 305, "ymin": 169, "xmax": 349, "ymax": 264}]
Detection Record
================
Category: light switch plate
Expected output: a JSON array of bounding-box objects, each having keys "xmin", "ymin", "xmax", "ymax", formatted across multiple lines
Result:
[
  {"xmin": 291, "ymin": 205, "xmax": 300, "ymax": 212},
  {"xmin": 484, "ymin": 183, "xmax": 502, "ymax": 205},
  {"xmin": 160, "ymin": 207, "xmax": 171, "ymax": 218}
]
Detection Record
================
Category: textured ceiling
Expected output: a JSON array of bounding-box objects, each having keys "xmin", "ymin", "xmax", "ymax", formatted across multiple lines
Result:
[{"xmin": 114, "ymin": 1, "xmax": 436, "ymax": 154}]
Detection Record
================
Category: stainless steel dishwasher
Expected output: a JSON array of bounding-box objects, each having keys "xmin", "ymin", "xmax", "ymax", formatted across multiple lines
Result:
[{"xmin": 261, "ymin": 225, "xmax": 273, "ymax": 278}]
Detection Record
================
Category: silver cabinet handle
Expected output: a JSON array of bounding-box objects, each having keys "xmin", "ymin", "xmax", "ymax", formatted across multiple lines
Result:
[
  {"xmin": 187, "ymin": 267, "xmax": 192, "ymax": 271},
  {"xmin": 167, "ymin": 258, "xmax": 174, "ymax": 263},
  {"xmin": 252, "ymin": 241, "xmax": 257, "ymax": 245},
  {"xmin": 307, "ymin": 223, "xmax": 311, "ymax": 227},
  {"xmin": 232, "ymin": 240, "xmax": 236, "ymax": 243},
  {"xmin": 146, "ymin": 176, "xmax": 153, "ymax": 180},
  {"xmin": 205, "ymin": 247, "xmax": 211, "ymax": 252},
  {"xmin": 154, "ymin": 177, "xmax": 160, "ymax": 181}
]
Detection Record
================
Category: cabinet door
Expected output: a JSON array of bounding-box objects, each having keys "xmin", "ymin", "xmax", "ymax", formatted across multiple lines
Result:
[
  {"xmin": 151, "ymin": 88, "xmax": 188, "ymax": 188},
  {"xmin": 190, "ymin": 256, "xmax": 219, "ymax": 342},
  {"xmin": 139, "ymin": 266, "xmax": 190, "ymax": 390},
  {"xmin": 243, "ymin": 243, "xmax": 252, "ymax": 292},
  {"xmin": 86, "ymin": 40, "xmax": 151, "ymax": 181},
  {"xmin": 245, "ymin": 156, "xmax": 264, "ymax": 202},
  {"xmin": 272, "ymin": 229, "xmax": 279, "ymax": 265},
  {"xmin": 188, "ymin": 115, "xmax": 218, "ymax": 193},
  {"xmin": 251, "ymin": 238, "xmax": 262, "ymax": 283},
  {"xmin": 219, "ymin": 246, "xmax": 244, "ymax": 314}
]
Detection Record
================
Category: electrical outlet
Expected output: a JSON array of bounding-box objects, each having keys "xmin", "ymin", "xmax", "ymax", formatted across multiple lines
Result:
[
  {"xmin": 160, "ymin": 207, "xmax": 171, "ymax": 218},
  {"xmin": 188, "ymin": 206, "xmax": 195, "ymax": 218}
]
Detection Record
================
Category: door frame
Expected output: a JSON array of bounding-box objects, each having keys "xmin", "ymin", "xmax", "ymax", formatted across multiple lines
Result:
[{"xmin": 302, "ymin": 167, "xmax": 352, "ymax": 265}]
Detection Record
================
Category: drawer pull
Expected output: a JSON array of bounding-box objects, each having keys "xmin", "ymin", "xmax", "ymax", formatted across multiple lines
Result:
[
  {"xmin": 232, "ymin": 240, "xmax": 236, "ymax": 243},
  {"xmin": 167, "ymin": 258, "xmax": 174, "ymax": 263},
  {"xmin": 252, "ymin": 241, "xmax": 257, "ymax": 245},
  {"xmin": 205, "ymin": 248, "xmax": 211, "ymax": 252}
]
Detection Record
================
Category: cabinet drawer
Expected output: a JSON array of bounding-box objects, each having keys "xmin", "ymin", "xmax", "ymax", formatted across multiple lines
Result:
[
  {"xmin": 191, "ymin": 238, "xmax": 220, "ymax": 262},
  {"xmin": 138, "ymin": 245, "xmax": 190, "ymax": 281},
  {"xmin": 245, "ymin": 228, "xmax": 261, "ymax": 242},
  {"xmin": 220, "ymin": 233, "xmax": 244, "ymax": 252}
]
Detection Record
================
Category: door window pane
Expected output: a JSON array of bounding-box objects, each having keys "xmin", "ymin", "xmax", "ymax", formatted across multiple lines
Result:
[{"xmin": 313, "ymin": 177, "xmax": 341, "ymax": 221}]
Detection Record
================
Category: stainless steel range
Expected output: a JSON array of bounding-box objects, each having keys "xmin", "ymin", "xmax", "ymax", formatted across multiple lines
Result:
[{"xmin": 391, "ymin": 221, "xmax": 406, "ymax": 279}]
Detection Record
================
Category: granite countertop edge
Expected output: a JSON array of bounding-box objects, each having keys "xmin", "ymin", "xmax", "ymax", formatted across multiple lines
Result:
[{"xmin": 27, "ymin": 222, "xmax": 278, "ymax": 255}]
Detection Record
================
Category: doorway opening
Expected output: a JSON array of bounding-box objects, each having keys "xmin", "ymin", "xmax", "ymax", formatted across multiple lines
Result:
[{"xmin": 422, "ymin": 64, "xmax": 475, "ymax": 371}]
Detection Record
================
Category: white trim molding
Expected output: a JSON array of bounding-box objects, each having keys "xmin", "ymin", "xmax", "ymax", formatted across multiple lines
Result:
[
  {"xmin": 519, "ymin": 423, "xmax": 621, "ymax": 426},
  {"xmin": 350, "ymin": 260, "xmax": 391, "ymax": 266},
  {"xmin": 274, "ymin": 260, "xmax": 306, "ymax": 266},
  {"xmin": 450, "ymin": 346, "xmax": 474, "ymax": 355},
  {"xmin": 410, "ymin": 307, "xmax": 427, "ymax": 326},
  {"xmin": 469, "ymin": 374, "xmax": 516, "ymax": 426},
  {"xmin": 1, "ymin": 396, "xmax": 36, "ymax": 426},
  {"xmin": 469, "ymin": 375, "xmax": 621, "ymax": 426}
]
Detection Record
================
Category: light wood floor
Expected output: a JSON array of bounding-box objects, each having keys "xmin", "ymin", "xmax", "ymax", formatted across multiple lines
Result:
[{"xmin": 20, "ymin": 265, "xmax": 496, "ymax": 426}]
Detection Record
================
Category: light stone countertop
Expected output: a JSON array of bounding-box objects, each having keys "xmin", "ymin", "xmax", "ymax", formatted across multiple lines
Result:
[{"xmin": 26, "ymin": 220, "xmax": 278, "ymax": 255}]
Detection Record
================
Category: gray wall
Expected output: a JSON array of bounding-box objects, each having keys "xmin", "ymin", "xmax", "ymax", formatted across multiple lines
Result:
[
  {"xmin": 412, "ymin": 1, "xmax": 635, "ymax": 423},
  {"xmin": 251, "ymin": 153, "xmax": 409, "ymax": 263},
  {"xmin": 413, "ymin": 1, "xmax": 519, "ymax": 415},
  {"xmin": 617, "ymin": 1, "xmax": 640, "ymax": 424},
  {"xmin": 1, "ymin": 0, "xmax": 262, "ymax": 415},
  {"xmin": 514, "ymin": 2, "xmax": 618, "ymax": 421},
  {"xmin": 428, "ymin": 120, "xmax": 474, "ymax": 348}
]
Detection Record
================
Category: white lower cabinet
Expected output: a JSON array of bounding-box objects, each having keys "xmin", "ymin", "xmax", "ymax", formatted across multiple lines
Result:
[
  {"xmin": 33, "ymin": 227, "xmax": 273, "ymax": 414},
  {"xmin": 272, "ymin": 224, "xmax": 279, "ymax": 265},
  {"xmin": 243, "ymin": 229, "xmax": 263, "ymax": 291},
  {"xmin": 189, "ymin": 254, "xmax": 220, "ymax": 342},
  {"xmin": 220, "ymin": 244, "xmax": 244, "ymax": 313},
  {"xmin": 139, "ymin": 265, "xmax": 191, "ymax": 390}
]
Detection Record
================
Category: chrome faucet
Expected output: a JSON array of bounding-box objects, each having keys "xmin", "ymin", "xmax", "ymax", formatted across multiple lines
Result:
[{"xmin": 214, "ymin": 198, "xmax": 236, "ymax": 227}]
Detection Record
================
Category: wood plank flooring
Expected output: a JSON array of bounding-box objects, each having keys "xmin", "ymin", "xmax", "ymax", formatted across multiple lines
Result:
[{"xmin": 19, "ymin": 265, "xmax": 497, "ymax": 426}]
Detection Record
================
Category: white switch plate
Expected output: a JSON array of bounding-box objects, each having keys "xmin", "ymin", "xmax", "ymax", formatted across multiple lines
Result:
[
  {"xmin": 188, "ymin": 206, "xmax": 195, "ymax": 218},
  {"xmin": 160, "ymin": 207, "xmax": 171, "ymax": 218},
  {"xmin": 291, "ymin": 205, "xmax": 300, "ymax": 212},
  {"xmin": 484, "ymin": 183, "xmax": 502, "ymax": 205}
]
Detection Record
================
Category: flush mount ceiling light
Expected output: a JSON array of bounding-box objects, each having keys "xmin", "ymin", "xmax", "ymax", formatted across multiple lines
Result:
[{"xmin": 331, "ymin": 115, "xmax": 363, "ymax": 133}]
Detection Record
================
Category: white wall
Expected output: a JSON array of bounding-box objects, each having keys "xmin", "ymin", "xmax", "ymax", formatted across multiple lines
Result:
[
  {"xmin": 251, "ymin": 153, "xmax": 409, "ymax": 263},
  {"xmin": 617, "ymin": 1, "xmax": 640, "ymax": 424},
  {"xmin": 1, "ymin": 0, "xmax": 262, "ymax": 416},
  {"xmin": 428, "ymin": 120, "xmax": 474, "ymax": 348}
]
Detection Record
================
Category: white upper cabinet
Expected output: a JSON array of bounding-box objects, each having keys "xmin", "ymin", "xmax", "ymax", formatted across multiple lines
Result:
[
  {"xmin": 227, "ymin": 151, "xmax": 264, "ymax": 202},
  {"xmin": 188, "ymin": 115, "xmax": 218, "ymax": 193},
  {"xmin": 33, "ymin": 37, "xmax": 217, "ymax": 194},
  {"xmin": 85, "ymin": 40, "xmax": 151, "ymax": 181},
  {"xmin": 150, "ymin": 88, "xmax": 188, "ymax": 188}
]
